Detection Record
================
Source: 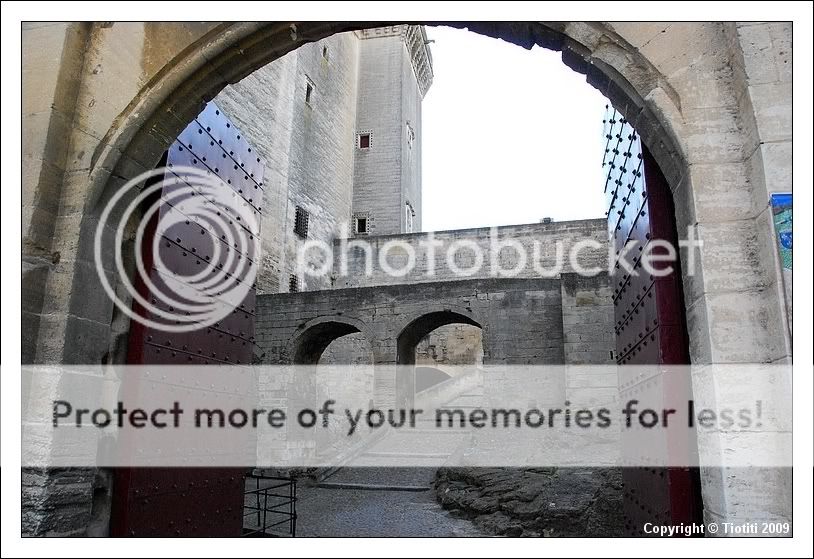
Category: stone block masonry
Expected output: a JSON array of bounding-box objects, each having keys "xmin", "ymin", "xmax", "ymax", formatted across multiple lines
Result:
[
  {"xmin": 254, "ymin": 274, "xmax": 615, "ymax": 462},
  {"xmin": 214, "ymin": 32, "xmax": 360, "ymax": 293},
  {"xmin": 330, "ymin": 219, "xmax": 609, "ymax": 289},
  {"xmin": 256, "ymin": 277, "xmax": 578, "ymax": 367}
]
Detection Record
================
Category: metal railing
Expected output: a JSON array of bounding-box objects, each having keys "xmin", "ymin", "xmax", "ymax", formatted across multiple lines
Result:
[{"xmin": 242, "ymin": 472, "xmax": 297, "ymax": 537}]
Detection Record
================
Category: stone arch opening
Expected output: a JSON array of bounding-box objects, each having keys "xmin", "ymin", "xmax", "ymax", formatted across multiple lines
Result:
[
  {"xmin": 292, "ymin": 320, "xmax": 363, "ymax": 365},
  {"xmin": 396, "ymin": 311, "xmax": 482, "ymax": 406},
  {"xmin": 290, "ymin": 318, "xmax": 374, "ymax": 455},
  {"xmin": 68, "ymin": 22, "xmax": 698, "ymax": 376},
  {"xmin": 75, "ymin": 21, "xmax": 697, "ymax": 373},
  {"xmin": 415, "ymin": 323, "xmax": 484, "ymax": 392},
  {"xmin": 316, "ymin": 330, "xmax": 375, "ymax": 453},
  {"xmin": 397, "ymin": 311, "xmax": 482, "ymax": 365},
  {"xmin": 319, "ymin": 332, "xmax": 375, "ymax": 366}
]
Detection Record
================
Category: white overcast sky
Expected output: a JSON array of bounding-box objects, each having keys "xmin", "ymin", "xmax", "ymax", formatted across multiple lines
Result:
[{"xmin": 421, "ymin": 26, "xmax": 610, "ymax": 232}]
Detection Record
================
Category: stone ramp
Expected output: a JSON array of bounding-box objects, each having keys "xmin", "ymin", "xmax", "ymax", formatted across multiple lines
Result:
[{"xmin": 299, "ymin": 381, "xmax": 487, "ymax": 535}]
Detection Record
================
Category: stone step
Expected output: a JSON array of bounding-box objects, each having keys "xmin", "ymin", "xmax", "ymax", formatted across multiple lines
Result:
[
  {"xmin": 413, "ymin": 417, "xmax": 477, "ymax": 429},
  {"xmin": 444, "ymin": 392, "xmax": 485, "ymax": 401},
  {"xmin": 363, "ymin": 451, "xmax": 450, "ymax": 459},
  {"xmin": 320, "ymin": 466, "xmax": 435, "ymax": 488},
  {"xmin": 393, "ymin": 428, "xmax": 472, "ymax": 435},
  {"xmin": 343, "ymin": 454, "xmax": 450, "ymax": 468},
  {"xmin": 438, "ymin": 404, "xmax": 485, "ymax": 411},
  {"xmin": 368, "ymin": 433, "xmax": 467, "ymax": 454},
  {"xmin": 453, "ymin": 399, "xmax": 484, "ymax": 404},
  {"xmin": 316, "ymin": 481, "xmax": 429, "ymax": 492}
]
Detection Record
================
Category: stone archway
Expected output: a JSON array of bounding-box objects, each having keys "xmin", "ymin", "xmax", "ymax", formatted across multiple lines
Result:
[
  {"xmin": 396, "ymin": 310, "xmax": 482, "ymax": 366},
  {"xmin": 30, "ymin": 22, "xmax": 789, "ymax": 378},
  {"xmin": 21, "ymin": 21, "xmax": 793, "ymax": 534},
  {"xmin": 291, "ymin": 318, "xmax": 366, "ymax": 365},
  {"xmin": 415, "ymin": 322, "xmax": 484, "ymax": 392},
  {"xmin": 20, "ymin": 21, "xmax": 712, "ymax": 372},
  {"xmin": 395, "ymin": 310, "xmax": 482, "ymax": 408},
  {"xmin": 288, "ymin": 316, "xmax": 375, "ymax": 455}
]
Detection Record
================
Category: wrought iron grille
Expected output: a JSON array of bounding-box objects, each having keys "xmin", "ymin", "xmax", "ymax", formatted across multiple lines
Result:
[{"xmin": 294, "ymin": 206, "xmax": 309, "ymax": 238}]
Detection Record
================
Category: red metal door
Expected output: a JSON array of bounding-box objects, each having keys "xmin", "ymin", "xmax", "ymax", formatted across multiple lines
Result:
[
  {"xmin": 111, "ymin": 102, "xmax": 264, "ymax": 536},
  {"xmin": 602, "ymin": 106, "xmax": 703, "ymax": 535}
]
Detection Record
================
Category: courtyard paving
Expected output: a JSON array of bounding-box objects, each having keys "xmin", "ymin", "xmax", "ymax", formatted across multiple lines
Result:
[{"xmin": 295, "ymin": 468, "xmax": 484, "ymax": 537}]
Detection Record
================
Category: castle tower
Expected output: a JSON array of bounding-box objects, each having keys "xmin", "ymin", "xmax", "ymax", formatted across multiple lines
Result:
[{"xmin": 351, "ymin": 25, "xmax": 433, "ymax": 236}]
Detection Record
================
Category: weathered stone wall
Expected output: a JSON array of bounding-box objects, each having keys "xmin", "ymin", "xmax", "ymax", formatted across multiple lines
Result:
[
  {"xmin": 214, "ymin": 33, "xmax": 361, "ymax": 293},
  {"xmin": 212, "ymin": 44, "xmax": 297, "ymax": 293},
  {"xmin": 560, "ymin": 273, "xmax": 617, "ymax": 408},
  {"xmin": 253, "ymin": 274, "xmax": 614, "ymax": 456},
  {"xmin": 352, "ymin": 34, "xmax": 409, "ymax": 236},
  {"xmin": 730, "ymin": 22, "xmax": 793, "ymax": 339},
  {"xmin": 320, "ymin": 332, "xmax": 374, "ymax": 365},
  {"xmin": 560, "ymin": 273, "xmax": 615, "ymax": 366},
  {"xmin": 350, "ymin": 26, "xmax": 431, "ymax": 236},
  {"xmin": 331, "ymin": 219, "xmax": 609, "ymax": 288},
  {"xmin": 256, "ymin": 278, "xmax": 566, "ymax": 368},
  {"xmin": 325, "ymin": 220, "xmax": 609, "ymax": 380},
  {"xmin": 416, "ymin": 324, "xmax": 484, "ymax": 371},
  {"xmin": 282, "ymin": 34, "xmax": 361, "ymax": 292},
  {"xmin": 398, "ymin": 29, "xmax": 424, "ymax": 234}
]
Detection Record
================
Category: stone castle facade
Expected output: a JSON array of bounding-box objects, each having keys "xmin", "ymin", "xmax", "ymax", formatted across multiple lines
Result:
[{"xmin": 214, "ymin": 25, "xmax": 434, "ymax": 295}]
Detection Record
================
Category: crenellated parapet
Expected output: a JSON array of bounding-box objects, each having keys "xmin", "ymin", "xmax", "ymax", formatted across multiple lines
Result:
[{"xmin": 356, "ymin": 24, "xmax": 434, "ymax": 97}]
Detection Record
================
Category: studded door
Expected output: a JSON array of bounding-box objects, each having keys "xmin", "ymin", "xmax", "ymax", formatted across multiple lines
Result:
[
  {"xmin": 602, "ymin": 106, "xmax": 703, "ymax": 535},
  {"xmin": 111, "ymin": 102, "xmax": 264, "ymax": 536}
]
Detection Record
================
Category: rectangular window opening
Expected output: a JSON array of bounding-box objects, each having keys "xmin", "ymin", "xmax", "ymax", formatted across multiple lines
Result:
[
  {"xmin": 355, "ymin": 217, "xmax": 368, "ymax": 235},
  {"xmin": 289, "ymin": 274, "xmax": 300, "ymax": 293},
  {"xmin": 305, "ymin": 82, "xmax": 313, "ymax": 105},
  {"xmin": 294, "ymin": 206, "xmax": 309, "ymax": 238},
  {"xmin": 405, "ymin": 203, "xmax": 415, "ymax": 233},
  {"xmin": 358, "ymin": 133, "xmax": 371, "ymax": 149}
]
